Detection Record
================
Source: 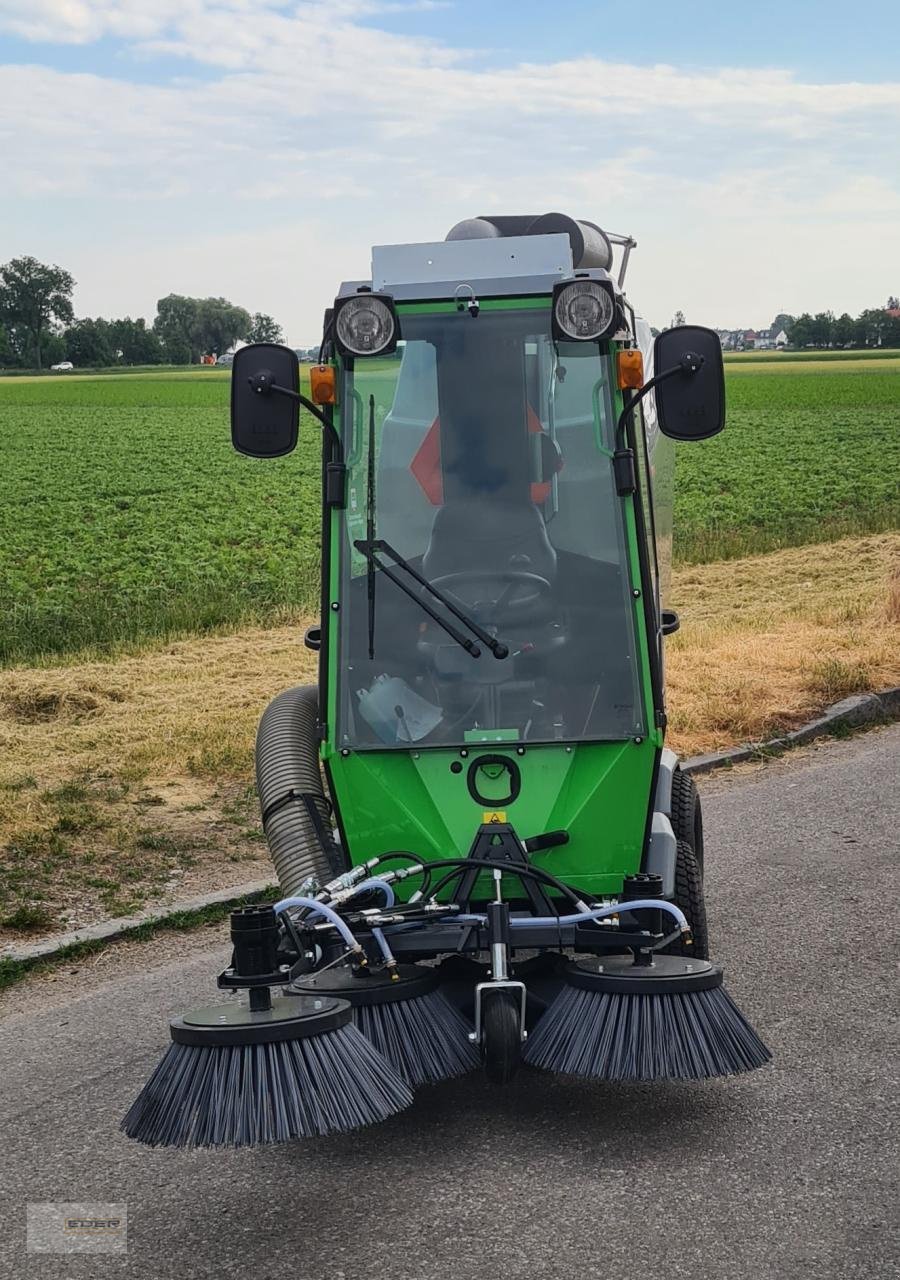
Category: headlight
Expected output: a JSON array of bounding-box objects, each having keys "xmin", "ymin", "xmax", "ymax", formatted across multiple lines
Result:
[
  {"xmin": 552, "ymin": 279, "xmax": 616, "ymax": 342},
  {"xmin": 334, "ymin": 292, "xmax": 398, "ymax": 357}
]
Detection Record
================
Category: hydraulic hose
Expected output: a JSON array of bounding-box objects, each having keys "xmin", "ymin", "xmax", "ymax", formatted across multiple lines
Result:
[
  {"xmin": 348, "ymin": 877, "xmax": 396, "ymax": 907},
  {"xmin": 436, "ymin": 900, "xmax": 689, "ymax": 933},
  {"xmin": 272, "ymin": 895, "xmax": 360, "ymax": 952},
  {"xmin": 255, "ymin": 686, "xmax": 343, "ymax": 896}
]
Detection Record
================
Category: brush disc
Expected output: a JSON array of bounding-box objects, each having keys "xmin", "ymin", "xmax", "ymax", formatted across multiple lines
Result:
[
  {"xmin": 564, "ymin": 954, "xmax": 723, "ymax": 994},
  {"xmin": 524, "ymin": 955, "xmax": 771, "ymax": 1081},
  {"xmin": 291, "ymin": 965, "xmax": 479, "ymax": 1086},
  {"xmin": 172, "ymin": 993, "xmax": 351, "ymax": 1045},
  {"xmin": 290, "ymin": 963, "xmax": 437, "ymax": 1005},
  {"xmin": 122, "ymin": 994, "xmax": 414, "ymax": 1147}
]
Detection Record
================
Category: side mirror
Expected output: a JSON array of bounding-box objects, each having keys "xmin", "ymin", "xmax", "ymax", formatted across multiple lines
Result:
[
  {"xmin": 653, "ymin": 325, "xmax": 725, "ymax": 441},
  {"xmin": 231, "ymin": 343, "xmax": 300, "ymax": 458}
]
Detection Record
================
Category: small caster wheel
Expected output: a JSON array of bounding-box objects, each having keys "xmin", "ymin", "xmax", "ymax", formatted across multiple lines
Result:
[{"xmin": 481, "ymin": 990, "xmax": 522, "ymax": 1084}]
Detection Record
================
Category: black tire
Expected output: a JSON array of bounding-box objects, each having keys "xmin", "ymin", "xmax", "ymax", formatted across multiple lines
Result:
[
  {"xmin": 670, "ymin": 769, "xmax": 704, "ymax": 872},
  {"xmin": 662, "ymin": 839, "xmax": 709, "ymax": 960},
  {"xmin": 482, "ymin": 990, "xmax": 522, "ymax": 1084}
]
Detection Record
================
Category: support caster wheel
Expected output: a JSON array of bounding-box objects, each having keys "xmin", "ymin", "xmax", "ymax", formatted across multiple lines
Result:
[{"xmin": 481, "ymin": 990, "xmax": 522, "ymax": 1084}]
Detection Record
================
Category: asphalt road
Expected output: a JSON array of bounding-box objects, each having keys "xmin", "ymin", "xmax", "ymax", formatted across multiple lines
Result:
[{"xmin": 2, "ymin": 726, "xmax": 898, "ymax": 1280}]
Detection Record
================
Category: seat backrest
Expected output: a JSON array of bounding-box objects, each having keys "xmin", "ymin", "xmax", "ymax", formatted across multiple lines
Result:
[{"xmin": 422, "ymin": 500, "xmax": 557, "ymax": 582}]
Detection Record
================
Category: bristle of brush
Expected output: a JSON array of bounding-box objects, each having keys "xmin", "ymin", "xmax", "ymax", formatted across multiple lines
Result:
[
  {"xmin": 354, "ymin": 989, "xmax": 479, "ymax": 1086},
  {"xmin": 122, "ymin": 1022, "xmax": 413, "ymax": 1148},
  {"xmin": 524, "ymin": 983, "xmax": 771, "ymax": 1081}
]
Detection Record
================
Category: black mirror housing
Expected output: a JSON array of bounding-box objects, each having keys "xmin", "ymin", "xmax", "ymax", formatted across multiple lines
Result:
[
  {"xmin": 231, "ymin": 343, "xmax": 300, "ymax": 458},
  {"xmin": 653, "ymin": 325, "xmax": 725, "ymax": 441}
]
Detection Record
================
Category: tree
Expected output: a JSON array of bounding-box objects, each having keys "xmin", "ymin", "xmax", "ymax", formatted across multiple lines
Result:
[
  {"xmin": 790, "ymin": 313, "xmax": 814, "ymax": 347},
  {"xmin": 833, "ymin": 312, "xmax": 855, "ymax": 347},
  {"xmin": 887, "ymin": 296, "xmax": 899, "ymax": 310},
  {"xmin": 771, "ymin": 313, "xmax": 794, "ymax": 337},
  {"xmin": 154, "ymin": 294, "xmax": 201, "ymax": 363},
  {"xmin": 669, "ymin": 309, "xmax": 686, "ymax": 329},
  {"xmin": 809, "ymin": 311, "xmax": 834, "ymax": 348},
  {"xmin": 109, "ymin": 317, "xmax": 163, "ymax": 365},
  {"xmin": 153, "ymin": 294, "xmax": 252, "ymax": 362},
  {"xmin": 0, "ymin": 256, "xmax": 75, "ymax": 369},
  {"xmin": 198, "ymin": 297, "xmax": 251, "ymax": 356},
  {"xmin": 247, "ymin": 312, "xmax": 284, "ymax": 344},
  {"xmin": 856, "ymin": 308, "xmax": 890, "ymax": 348},
  {"xmin": 65, "ymin": 317, "xmax": 116, "ymax": 367}
]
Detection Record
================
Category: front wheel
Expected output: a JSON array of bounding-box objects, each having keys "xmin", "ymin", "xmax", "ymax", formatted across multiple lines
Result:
[
  {"xmin": 670, "ymin": 769, "xmax": 704, "ymax": 872},
  {"xmin": 481, "ymin": 990, "xmax": 522, "ymax": 1084},
  {"xmin": 662, "ymin": 839, "xmax": 709, "ymax": 960}
]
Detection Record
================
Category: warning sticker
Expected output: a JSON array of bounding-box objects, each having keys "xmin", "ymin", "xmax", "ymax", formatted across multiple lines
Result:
[{"xmin": 483, "ymin": 811, "xmax": 507, "ymax": 825}]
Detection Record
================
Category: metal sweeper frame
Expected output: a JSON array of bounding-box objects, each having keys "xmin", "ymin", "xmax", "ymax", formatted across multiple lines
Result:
[{"xmin": 124, "ymin": 213, "xmax": 771, "ymax": 1149}]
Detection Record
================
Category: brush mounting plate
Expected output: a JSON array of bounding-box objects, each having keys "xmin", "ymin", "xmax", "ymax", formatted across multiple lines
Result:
[
  {"xmin": 565, "ymin": 954, "xmax": 723, "ymax": 995},
  {"xmin": 290, "ymin": 962, "xmax": 438, "ymax": 1007},
  {"xmin": 170, "ymin": 994, "xmax": 352, "ymax": 1047}
]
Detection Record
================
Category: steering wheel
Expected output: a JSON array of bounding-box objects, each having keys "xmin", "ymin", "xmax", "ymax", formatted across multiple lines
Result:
[{"xmin": 430, "ymin": 570, "xmax": 552, "ymax": 624}]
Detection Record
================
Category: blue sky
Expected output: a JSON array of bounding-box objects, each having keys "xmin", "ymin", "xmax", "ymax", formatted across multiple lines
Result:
[{"xmin": 1, "ymin": 0, "xmax": 898, "ymax": 342}]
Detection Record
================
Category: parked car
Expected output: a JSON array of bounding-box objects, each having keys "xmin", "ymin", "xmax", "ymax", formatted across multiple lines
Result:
[
  {"xmin": 215, "ymin": 353, "xmax": 234, "ymax": 367},
  {"xmin": 50, "ymin": 361, "xmax": 74, "ymax": 372}
]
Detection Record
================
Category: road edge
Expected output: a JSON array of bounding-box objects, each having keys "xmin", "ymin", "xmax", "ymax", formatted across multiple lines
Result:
[
  {"xmin": 682, "ymin": 685, "xmax": 900, "ymax": 775},
  {"xmin": 3, "ymin": 685, "xmax": 898, "ymax": 970}
]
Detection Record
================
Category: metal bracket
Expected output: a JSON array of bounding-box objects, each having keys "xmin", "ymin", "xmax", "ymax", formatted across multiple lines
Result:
[{"xmin": 468, "ymin": 979, "xmax": 528, "ymax": 1045}]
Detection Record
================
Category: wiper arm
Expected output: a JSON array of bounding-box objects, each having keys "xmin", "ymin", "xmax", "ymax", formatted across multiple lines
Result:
[
  {"xmin": 353, "ymin": 539, "xmax": 482, "ymax": 659},
  {"xmin": 369, "ymin": 539, "xmax": 509, "ymax": 659}
]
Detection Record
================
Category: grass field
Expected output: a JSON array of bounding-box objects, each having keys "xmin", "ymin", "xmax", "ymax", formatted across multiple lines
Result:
[{"xmin": 1, "ymin": 356, "xmax": 899, "ymax": 665}]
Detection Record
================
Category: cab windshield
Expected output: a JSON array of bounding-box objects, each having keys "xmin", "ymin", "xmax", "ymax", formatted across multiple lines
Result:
[{"xmin": 336, "ymin": 302, "xmax": 644, "ymax": 749}]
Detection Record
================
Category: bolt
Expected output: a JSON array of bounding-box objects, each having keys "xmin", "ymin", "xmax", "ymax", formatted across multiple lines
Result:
[
  {"xmin": 331, "ymin": 601, "xmax": 339, "ymax": 611},
  {"xmin": 632, "ymin": 588, "xmax": 641, "ymax": 598}
]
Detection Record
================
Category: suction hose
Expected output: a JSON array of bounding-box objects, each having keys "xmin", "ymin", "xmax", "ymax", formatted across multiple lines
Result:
[{"xmin": 255, "ymin": 685, "xmax": 344, "ymax": 895}]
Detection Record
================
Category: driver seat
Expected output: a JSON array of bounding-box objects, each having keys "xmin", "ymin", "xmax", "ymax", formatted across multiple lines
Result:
[{"xmin": 422, "ymin": 499, "xmax": 557, "ymax": 585}]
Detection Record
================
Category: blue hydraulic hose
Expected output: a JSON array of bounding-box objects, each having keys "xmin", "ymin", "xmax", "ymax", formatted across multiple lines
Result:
[
  {"xmin": 348, "ymin": 877, "xmax": 396, "ymax": 907},
  {"xmin": 424, "ymin": 900, "xmax": 689, "ymax": 933},
  {"xmin": 513, "ymin": 899, "xmax": 689, "ymax": 932},
  {"xmin": 371, "ymin": 927, "xmax": 396, "ymax": 966}
]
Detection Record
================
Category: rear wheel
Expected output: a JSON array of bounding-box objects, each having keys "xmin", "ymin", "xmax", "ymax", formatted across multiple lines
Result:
[
  {"xmin": 663, "ymin": 839, "xmax": 709, "ymax": 960},
  {"xmin": 670, "ymin": 769, "xmax": 704, "ymax": 872},
  {"xmin": 481, "ymin": 990, "xmax": 522, "ymax": 1084}
]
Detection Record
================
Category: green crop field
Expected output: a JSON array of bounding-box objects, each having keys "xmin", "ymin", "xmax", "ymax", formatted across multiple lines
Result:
[{"xmin": 1, "ymin": 360, "xmax": 898, "ymax": 665}]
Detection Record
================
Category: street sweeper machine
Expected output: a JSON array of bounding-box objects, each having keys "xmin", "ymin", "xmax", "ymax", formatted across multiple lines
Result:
[{"xmin": 124, "ymin": 213, "xmax": 771, "ymax": 1149}]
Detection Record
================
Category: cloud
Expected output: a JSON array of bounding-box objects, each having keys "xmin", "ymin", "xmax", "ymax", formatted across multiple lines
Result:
[{"xmin": 0, "ymin": 0, "xmax": 897, "ymax": 335}]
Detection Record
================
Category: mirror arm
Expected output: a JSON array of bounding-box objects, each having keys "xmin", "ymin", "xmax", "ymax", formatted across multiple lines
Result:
[
  {"xmin": 613, "ymin": 355, "xmax": 702, "ymax": 494},
  {"xmin": 249, "ymin": 375, "xmax": 343, "ymax": 460}
]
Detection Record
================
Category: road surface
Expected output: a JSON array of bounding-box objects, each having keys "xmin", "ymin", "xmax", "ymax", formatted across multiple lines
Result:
[{"xmin": 2, "ymin": 725, "xmax": 898, "ymax": 1280}]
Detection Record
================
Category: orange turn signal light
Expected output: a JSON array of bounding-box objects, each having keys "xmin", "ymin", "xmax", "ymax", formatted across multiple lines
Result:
[
  {"xmin": 310, "ymin": 364, "xmax": 337, "ymax": 405},
  {"xmin": 616, "ymin": 349, "xmax": 644, "ymax": 390}
]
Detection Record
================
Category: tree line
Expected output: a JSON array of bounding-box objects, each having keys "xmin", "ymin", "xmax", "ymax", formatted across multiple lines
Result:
[
  {"xmin": 781, "ymin": 303, "xmax": 900, "ymax": 350},
  {"xmin": 0, "ymin": 256, "xmax": 284, "ymax": 370}
]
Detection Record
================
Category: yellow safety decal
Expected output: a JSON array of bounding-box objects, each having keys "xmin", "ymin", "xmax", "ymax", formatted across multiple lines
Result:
[{"xmin": 483, "ymin": 811, "xmax": 507, "ymax": 824}]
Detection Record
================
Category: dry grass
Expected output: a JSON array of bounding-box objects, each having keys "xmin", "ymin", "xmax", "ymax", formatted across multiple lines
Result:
[
  {"xmin": 1, "ymin": 532, "xmax": 898, "ymax": 937},
  {"xmin": 0, "ymin": 631, "xmax": 316, "ymax": 940},
  {"xmin": 667, "ymin": 531, "xmax": 900, "ymax": 754}
]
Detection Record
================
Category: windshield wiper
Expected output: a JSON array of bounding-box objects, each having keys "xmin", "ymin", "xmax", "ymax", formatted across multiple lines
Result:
[{"xmin": 352, "ymin": 537, "xmax": 509, "ymax": 661}]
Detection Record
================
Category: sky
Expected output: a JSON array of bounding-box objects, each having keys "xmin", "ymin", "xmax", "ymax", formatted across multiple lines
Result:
[{"xmin": 1, "ymin": 0, "xmax": 898, "ymax": 343}]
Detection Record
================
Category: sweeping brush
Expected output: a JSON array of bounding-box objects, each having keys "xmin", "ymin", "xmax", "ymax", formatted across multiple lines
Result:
[
  {"xmin": 121, "ymin": 992, "xmax": 414, "ymax": 1148},
  {"xmin": 523, "ymin": 954, "xmax": 771, "ymax": 1082},
  {"xmin": 291, "ymin": 963, "xmax": 479, "ymax": 1087}
]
